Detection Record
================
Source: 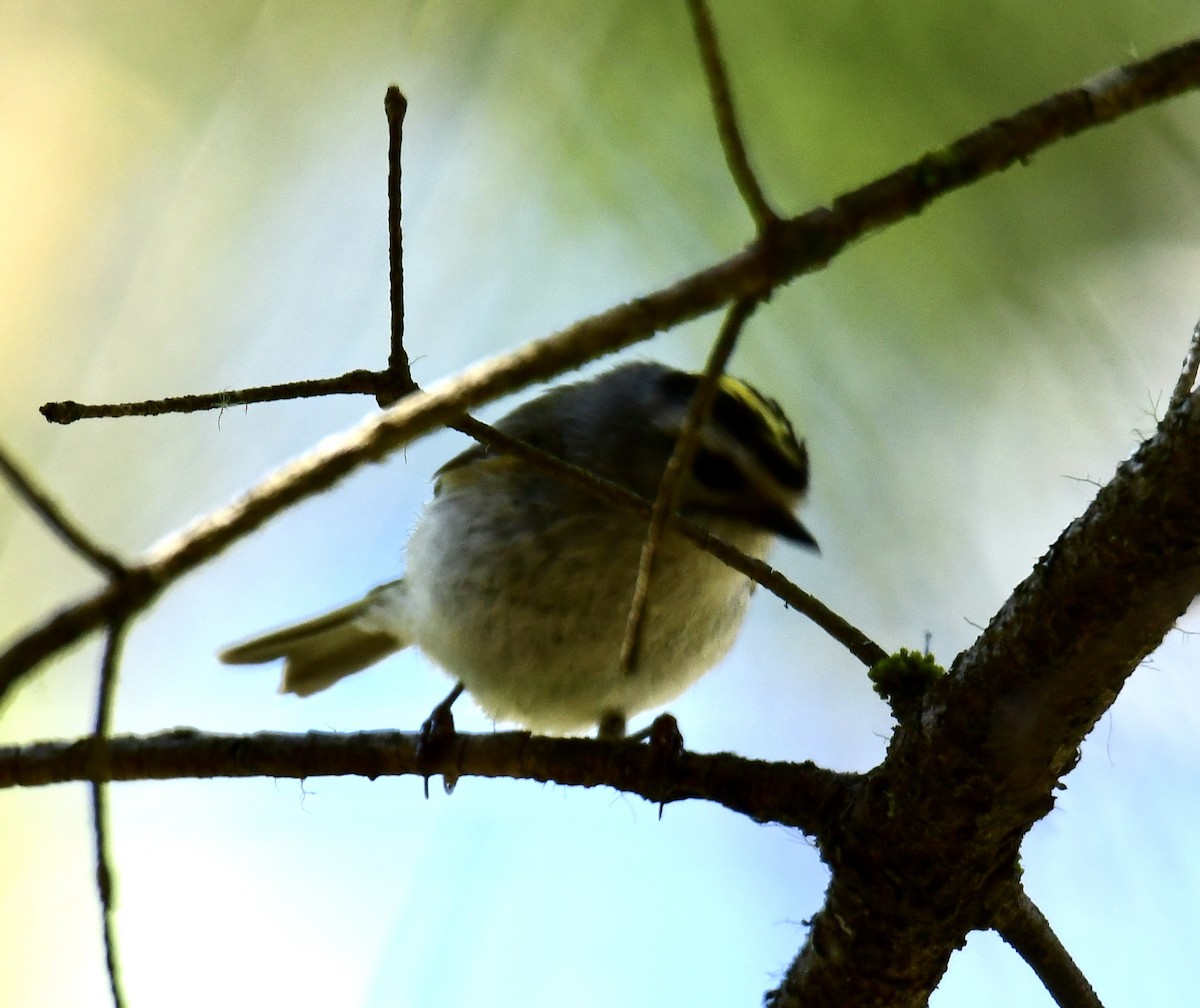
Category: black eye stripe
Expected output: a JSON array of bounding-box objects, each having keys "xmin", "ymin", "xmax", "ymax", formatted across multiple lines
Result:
[
  {"xmin": 711, "ymin": 392, "xmax": 775, "ymax": 449},
  {"xmin": 691, "ymin": 449, "xmax": 747, "ymax": 491},
  {"xmin": 710, "ymin": 388, "xmax": 809, "ymax": 492}
]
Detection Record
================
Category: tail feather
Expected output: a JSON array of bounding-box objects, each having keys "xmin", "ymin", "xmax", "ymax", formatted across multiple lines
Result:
[{"xmin": 219, "ymin": 580, "xmax": 409, "ymax": 697}]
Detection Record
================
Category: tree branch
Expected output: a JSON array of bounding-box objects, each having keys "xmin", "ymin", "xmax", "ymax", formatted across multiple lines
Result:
[
  {"xmin": 990, "ymin": 878, "xmax": 1104, "ymax": 1008},
  {"xmin": 39, "ymin": 370, "xmax": 387, "ymax": 424},
  {"xmin": 0, "ymin": 728, "xmax": 856, "ymax": 837},
  {"xmin": 686, "ymin": 0, "xmax": 778, "ymax": 229},
  {"xmin": 1169, "ymin": 315, "xmax": 1200, "ymax": 413},
  {"xmin": 382, "ymin": 85, "xmax": 413, "ymax": 403},
  {"xmin": 13, "ymin": 40, "xmax": 1195, "ymax": 709},
  {"xmin": 767, "ymin": 337, "xmax": 1200, "ymax": 1006}
]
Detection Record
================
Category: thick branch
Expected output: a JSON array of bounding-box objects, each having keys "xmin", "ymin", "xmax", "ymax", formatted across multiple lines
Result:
[
  {"xmin": 0, "ymin": 729, "xmax": 856, "ymax": 836},
  {"xmin": 767, "ymin": 391, "xmax": 1200, "ymax": 1003},
  {"xmin": 990, "ymin": 879, "xmax": 1104, "ymax": 1008}
]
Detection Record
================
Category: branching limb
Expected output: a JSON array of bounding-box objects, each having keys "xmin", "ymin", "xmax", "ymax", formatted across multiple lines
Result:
[
  {"xmin": 2, "ymin": 391, "xmax": 884, "ymax": 711},
  {"xmin": 766, "ymin": 330, "xmax": 1200, "ymax": 1008},
  {"xmin": 41, "ymin": 40, "xmax": 1200, "ymax": 431},
  {"xmin": 28, "ymin": 35, "xmax": 1190, "ymax": 697}
]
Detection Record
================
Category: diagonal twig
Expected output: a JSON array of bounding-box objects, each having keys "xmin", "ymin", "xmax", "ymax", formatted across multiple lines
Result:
[
  {"xmin": 90, "ymin": 618, "xmax": 131, "ymax": 1008},
  {"xmin": 989, "ymin": 878, "xmax": 1105, "ymax": 1008},
  {"xmin": 686, "ymin": 0, "xmax": 778, "ymax": 229},
  {"xmin": 619, "ymin": 297, "xmax": 760, "ymax": 674},
  {"xmin": 1168, "ymin": 315, "xmax": 1200, "ymax": 414},
  {"xmin": 0, "ymin": 442, "xmax": 126, "ymax": 576},
  {"xmin": 456, "ymin": 411, "xmax": 882, "ymax": 668}
]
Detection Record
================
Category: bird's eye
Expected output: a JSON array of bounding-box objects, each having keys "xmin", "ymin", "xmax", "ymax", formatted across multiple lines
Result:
[{"xmin": 691, "ymin": 449, "xmax": 746, "ymax": 492}]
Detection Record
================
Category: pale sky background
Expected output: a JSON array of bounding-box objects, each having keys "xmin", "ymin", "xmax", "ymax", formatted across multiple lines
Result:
[{"xmin": 2, "ymin": 2, "xmax": 1199, "ymax": 1006}]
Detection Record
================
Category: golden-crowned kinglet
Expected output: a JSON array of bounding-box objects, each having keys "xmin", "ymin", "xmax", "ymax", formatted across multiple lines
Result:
[{"xmin": 220, "ymin": 361, "xmax": 816, "ymax": 738}]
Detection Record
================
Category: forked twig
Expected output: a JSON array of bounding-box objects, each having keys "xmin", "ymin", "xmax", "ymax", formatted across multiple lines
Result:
[
  {"xmin": 15, "ymin": 39, "xmax": 1200, "ymax": 709},
  {"xmin": 455, "ymin": 411, "xmax": 883, "ymax": 667}
]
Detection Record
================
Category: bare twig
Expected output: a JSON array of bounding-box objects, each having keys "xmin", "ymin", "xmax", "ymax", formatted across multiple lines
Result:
[
  {"xmin": 40, "ymin": 370, "xmax": 386, "ymax": 424},
  {"xmin": 0, "ymin": 727, "xmax": 856, "ymax": 837},
  {"xmin": 41, "ymin": 39, "xmax": 1200, "ymax": 429},
  {"xmin": 0, "ymin": 442, "xmax": 125, "ymax": 575},
  {"xmin": 90, "ymin": 779, "xmax": 125, "ymax": 1008},
  {"xmin": 382, "ymin": 86, "xmax": 414, "ymax": 403},
  {"xmin": 90, "ymin": 619, "xmax": 130, "ymax": 1008},
  {"xmin": 619, "ymin": 297, "xmax": 759, "ymax": 673},
  {"xmin": 1168, "ymin": 316, "xmax": 1200, "ymax": 413},
  {"xmin": 452, "ymin": 411, "xmax": 883, "ymax": 667},
  {"xmin": 686, "ymin": 0, "xmax": 778, "ymax": 229},
  {"xmin": 93, "ymin": 618, "xmax": 127, "ymax": 740},
  {"xmin": 990, "ymin": 879, "xmax": 1105, "ymax": 1008}
]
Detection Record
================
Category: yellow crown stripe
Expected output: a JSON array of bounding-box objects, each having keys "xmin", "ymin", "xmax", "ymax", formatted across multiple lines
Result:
[{"xmin": 715, "ymin": 375, "xmax": 805, "ymax": 465}]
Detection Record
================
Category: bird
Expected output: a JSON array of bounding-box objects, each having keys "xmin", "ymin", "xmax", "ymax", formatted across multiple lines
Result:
[{"xmin": 219, "ymin": 361, "xmax": 816, "ymax": 739}]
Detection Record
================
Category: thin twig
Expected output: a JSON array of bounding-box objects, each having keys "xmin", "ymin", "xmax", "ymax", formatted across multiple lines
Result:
[
  {"xmin": 90, "ymin": 780, "xmax": 125, "ymax": 1008},
  {"xmin": 90, "ymin": 618, "xmax": 130, "ymax": 1008},
  {"xmin": 451, "ymin": 411, "xmax": 883, "ymax": 667},
  {"xmin": 990, "ymin": 879, "xmax": 1105, "ymax": 1008},
  {"xmin": 40, "ymin": 370, "xmax": 386, "ymax": 424},
  {"xmin": 383, "ymin": 86, "xmax": 414, "ymax": 403},
  {"xmin": 1168, "ymin": 316, "xmax": 1200, "ymax": 413},
  {"xmin": 619, "ymin": 297, "xmax": 759, "ymax": 674},
  {"xmin": 41, "ymin": 40, "xmax": 1200, "ymax": 431},
  {"xmin": 94, "ymin": 617, "xmax": 127, "ymax": 740},
  {"xmin": 0, "ymin": 442, "xmax": 125, "ymax": 575},
  {"xmin": 686, "ymin": 0, "xmax": 778, "ymax": 229}
]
